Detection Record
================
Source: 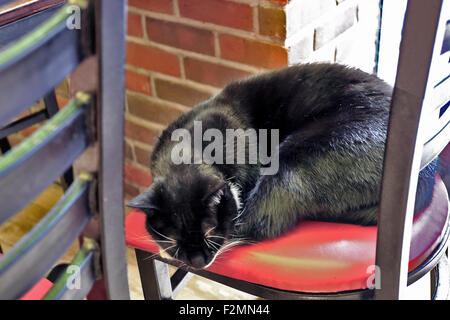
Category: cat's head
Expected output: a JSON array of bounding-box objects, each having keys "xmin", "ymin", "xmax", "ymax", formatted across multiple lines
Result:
[{"xmin": 126, "ymin": 166, "xmax": 241, "ymax": 269}]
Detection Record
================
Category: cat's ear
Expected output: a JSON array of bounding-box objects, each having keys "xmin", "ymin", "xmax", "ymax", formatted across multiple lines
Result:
[{"xmin": 126, "ymin": 187, "xmax": 160, "ymax": 213}]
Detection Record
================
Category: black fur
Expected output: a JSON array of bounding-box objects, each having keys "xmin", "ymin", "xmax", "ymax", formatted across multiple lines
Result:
[{"xmin": 127, "ymin": 63, "xmax": 438, "ymax": 269}]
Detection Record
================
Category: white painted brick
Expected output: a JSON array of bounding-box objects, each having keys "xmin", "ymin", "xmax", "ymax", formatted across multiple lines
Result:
[
  {"xmin": 314, "ymin": 5, "xmax": 357, "ymax": 50},
  {"xmin": 286, "ymin": 0, "xmax": 336, "ymax": 38},
  {"xmin": 335, "ymin": 24, "xmax": 377, "ymax": 73},
  {"xmin": 287, "ymin": 29, "xmax": 314, "ymax": 63},
  {"xmin": 335, "ymin": 28, "xmax": 358, "ymax": 63},
  {"xmin": 285, "ymin": 0, "xmax": 380, "ymax": 71},
  {"xmin": 340, "ymin": 0, "xmax": 380, "ymax": 73},
  {"xmin": 307, "ymin": 42, "xmax": 336, "ymax": 63},
  {"xmin": 357, "ymin": 0, "xmax": 380, "ymax": 24}
]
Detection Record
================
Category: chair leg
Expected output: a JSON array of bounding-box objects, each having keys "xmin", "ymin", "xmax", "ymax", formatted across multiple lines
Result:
[
  {"xmin": 171, "ymin": 269, "xmax": 194, "ymax": 298},
  {"xmin": 43, "ymin": 91, "xmax": 59, "ymax": 117},
  {"xmin": 135, "ymin": 249, "xmax": 172, "ymax": 300}
]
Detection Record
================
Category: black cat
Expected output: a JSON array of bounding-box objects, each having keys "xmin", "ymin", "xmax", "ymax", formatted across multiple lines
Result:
[{"xmin": 127, "ymin": 63, "xmax": 438, "ymax": 269}]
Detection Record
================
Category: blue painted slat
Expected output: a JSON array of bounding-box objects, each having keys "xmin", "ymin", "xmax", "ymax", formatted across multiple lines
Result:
[{"xmin": 0, "ymin": 4, "xmax": 63, "ymax": 49}]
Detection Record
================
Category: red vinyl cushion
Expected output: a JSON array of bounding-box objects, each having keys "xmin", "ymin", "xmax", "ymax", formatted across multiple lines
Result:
[
  {"xmin": 125, "ymin": 175, "xmax": 449, "ymax": 293},
  {"xmin": 0, "ymin": 253, "xmax": 53, "ymax": 300}
]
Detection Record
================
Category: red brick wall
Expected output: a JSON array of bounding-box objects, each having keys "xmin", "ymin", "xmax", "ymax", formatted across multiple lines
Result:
[{"xmin": 124, "ymin": 0, "xmax": 289, "ymax": 199}]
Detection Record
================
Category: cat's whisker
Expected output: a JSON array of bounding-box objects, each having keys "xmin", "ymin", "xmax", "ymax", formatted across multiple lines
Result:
[
  {"xmin": 207, "ymin": 234, "xmax": 226, "ymax": 240},
  {"xmin": 215, "ymin": 239, "xmax": 252, "ymax": 256},
  {"xmin": 207, "ymin": 242, "xmax": 220, "ymax": 252},
  {"xmin": 145, "ymin": 252, "xmax": 160, "ymax": 261},
  {"xmin": 208, "ymin": 243, "xmax": 241, "ymax": 267},
  {"xmin": 232, "ymin": 208, "xmax": 246, "ymax": 221},
  {"xmin": 145, "ymin": 244, "xmax": 178, "ymax": 261},
  {"xmin": 204, "ymin": 226, "xmax": 216, "ymax": 237},
  {"xmin": 148, "ymin": 225, "xmax": 176, "ymax": 243},
  {"xmin": 161, "ymin": 244, "xmax": 178, "ymax": 253},
  {"xmin": 217, "ymin": 247, "xmax": 237, "ymax": 256},
  {"xmin": 233, "ymin": 222, "xmax": 246, "ymax": 226},
  {"xmin": 204, "ymin": 238, "xmax": 213, "ymax": 249},
  {"xmin": 206, "ymin": 239, "xmax": 222, "ymax": 248},
  {"xmin": 155, "ymin": 239, "xmax": 176, "ymax": 244},
  {"xmin": 205, "ymin": 239, "xmax": 220, "ymax": 251},
  {"xmin": 135, "ymin": 236, "xmax": 176, "ymax": 247}
]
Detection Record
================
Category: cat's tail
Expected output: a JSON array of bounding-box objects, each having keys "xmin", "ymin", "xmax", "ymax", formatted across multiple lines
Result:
[
  {"xmin": 414, "ymin": 157, "xmax": 440, "ymax": 215},
  {"xmin": 342, "ymin": 157, "xmax": 440, "ymax": 226},
  {"xmin": 438, "ymin": 143, "xmax": 450, "ymax": 197}
]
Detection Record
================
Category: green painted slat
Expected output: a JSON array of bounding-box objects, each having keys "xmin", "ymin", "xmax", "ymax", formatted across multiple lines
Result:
[
  {"xmin": 0, "ymin": 92, "xmax": 90, "ymax": 174},
  {"xmin": 0, "ymin": 4, "xmax": 72, "ymax": 67},
  {"xmin": 0, "ymin": 173, "xmax": 92, "ymax": 272},
  {"xmin": 0, "ymin": 0, "xmax": 88, "ymax": 68},
  {"xmin": 42, "ymin": 237, "xmax": 97, "ymax": 300}
]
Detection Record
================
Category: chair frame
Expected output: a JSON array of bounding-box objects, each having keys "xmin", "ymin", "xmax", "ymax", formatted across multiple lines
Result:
[
  {"xmin": 374, "ymin": 0, "xmax": 449, "ymax": 299},
  {"xmin": 133, "ymin": 0, "xmax": 450, "ymax": 300},
  {"xmin": 94, "ymin": 0, "xmax": 129, "ymax": 299}
]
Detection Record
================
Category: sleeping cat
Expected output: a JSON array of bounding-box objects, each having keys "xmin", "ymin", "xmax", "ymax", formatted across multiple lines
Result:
[{"xmin": 127, "ymin": 63, "xmax": 438, "ymax": 269}]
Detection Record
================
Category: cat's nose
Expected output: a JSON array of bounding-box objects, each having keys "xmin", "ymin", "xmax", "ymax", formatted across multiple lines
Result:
[{"xmin": 189, "ymin": 252, "xmax": 206, "ymax": 269}]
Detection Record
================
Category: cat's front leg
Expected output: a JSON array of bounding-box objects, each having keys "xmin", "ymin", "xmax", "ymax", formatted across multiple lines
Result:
[{"xmin": 235, "ymin": 170, "xmax": 309, "ymax": 241}]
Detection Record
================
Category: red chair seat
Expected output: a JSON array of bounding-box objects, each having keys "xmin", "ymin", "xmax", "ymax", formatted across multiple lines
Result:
[
  {"xmin": 0, "ymin": 253, "xmax": 53, "ymax": 300},
  {"xmin": 125, "ymin": 175, "xmax": 449, "ymax": 293}
]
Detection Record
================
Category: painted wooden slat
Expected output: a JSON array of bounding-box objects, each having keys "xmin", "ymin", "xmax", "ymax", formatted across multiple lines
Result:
[
  {"xmin": 0, "ymin": 3, "xmax": 81, "ymax": 127},
  {"xmin": 0, "ymin": 4, "xmax": 63, "ymax": 49},
  {"xmin": 43, "ymin": 237, "xmax": 98, "ymax": 300},
  {"xmin": 0, "ymin": 93, "xmax": 90, "ymax": 225},
  {"xmin": 0, "ymin": 174, "xmax": 92, "ymax": 299}
]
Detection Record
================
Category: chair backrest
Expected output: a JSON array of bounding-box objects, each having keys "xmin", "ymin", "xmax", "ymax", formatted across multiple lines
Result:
[
  {"xmin": 375, "ymin": 0, "xmax": 450, "ymax": 299},
  {"xmin": 0, "ymin": 0, "xmax": 129, "ymax": 300}
]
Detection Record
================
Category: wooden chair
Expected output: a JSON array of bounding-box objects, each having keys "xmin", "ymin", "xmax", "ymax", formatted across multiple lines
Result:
[
  {"xmin": 126, "ymin": 0, "xmax": 450, "ymax": 300},
  {"xmin": 0, "ymin": 0, "xmax": 129, "ymax": 299}
]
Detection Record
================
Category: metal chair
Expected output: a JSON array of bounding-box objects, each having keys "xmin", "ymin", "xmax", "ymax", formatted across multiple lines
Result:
[
  {"xmin": 0, "ymin": 0, "xmax": 129, "ymax": 300},
  {"xmin": 126, "ymin": 0, "xmax": 450, "ymax": 300}
]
